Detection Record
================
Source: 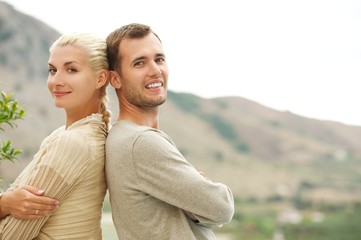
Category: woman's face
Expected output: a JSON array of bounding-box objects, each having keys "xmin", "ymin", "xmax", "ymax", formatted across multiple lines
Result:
[{"xmin": 47, "ymin": 45, "xmax": 99, "ymax": 114}]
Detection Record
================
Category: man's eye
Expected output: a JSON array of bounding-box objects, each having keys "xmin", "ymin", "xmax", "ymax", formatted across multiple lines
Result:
[
  {"xmin": 134, "ymin": 61, "xmax": 144, "ymax": 67},
  {"xmin": 155, "ymin": 57, "xmax": 165, "ymax": 63}
]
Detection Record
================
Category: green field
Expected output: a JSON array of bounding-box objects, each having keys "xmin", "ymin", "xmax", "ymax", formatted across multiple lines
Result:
[{"xmin": 102, "ymin": 202, "xmax": 361, "ymax": 240}]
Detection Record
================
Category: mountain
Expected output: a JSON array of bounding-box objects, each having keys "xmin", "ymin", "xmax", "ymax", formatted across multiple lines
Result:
[{"xmin": 1, "ymin": 1, "xmax": 361, "ymax": 203}]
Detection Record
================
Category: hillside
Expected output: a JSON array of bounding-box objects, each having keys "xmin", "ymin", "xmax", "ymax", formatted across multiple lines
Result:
[{"xmin": 1, "ymin": 1, "xmax": 361, "ymax": 205}]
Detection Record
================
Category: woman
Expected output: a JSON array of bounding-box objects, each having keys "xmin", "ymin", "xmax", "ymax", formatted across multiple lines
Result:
[{"xmin": 0, "ymin": 32, "xmax": 110, "ymax": 239}]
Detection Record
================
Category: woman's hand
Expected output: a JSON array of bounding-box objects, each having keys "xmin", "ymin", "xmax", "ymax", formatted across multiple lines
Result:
[{"xmin": 0, "ymin": 185, "xmax": 59, "ymax": 220}]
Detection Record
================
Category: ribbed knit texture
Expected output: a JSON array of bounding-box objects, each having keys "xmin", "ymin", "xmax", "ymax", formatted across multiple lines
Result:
[{"xmin": 0, "ymin": 114, "xmax": 107, "ymax": 240}]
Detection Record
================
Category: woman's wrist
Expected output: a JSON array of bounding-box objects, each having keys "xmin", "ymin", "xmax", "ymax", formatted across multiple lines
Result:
[
  {"xmin": 0, "ymin": 192, "xmax": 10, "ymax": 219},
  {"xmin": 0, "ymin": 192, "xmax": 4, "ymax": 217}
]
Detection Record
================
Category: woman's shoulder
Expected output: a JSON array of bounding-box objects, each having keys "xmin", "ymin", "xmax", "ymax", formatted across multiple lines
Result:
[{"xmin": 44, "ymin": 124, "xmax": 103, "ymax": 152}]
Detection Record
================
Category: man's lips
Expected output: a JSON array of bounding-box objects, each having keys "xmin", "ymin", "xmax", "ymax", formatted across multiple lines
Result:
[{"xmin": 146, "ymin": 82, "xmax": 163, "ymax": 89}]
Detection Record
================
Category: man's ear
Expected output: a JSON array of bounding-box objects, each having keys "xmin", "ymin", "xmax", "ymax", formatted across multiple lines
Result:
[
  {"xmin": 96, "ymin": 69, "xmax": 109, "ymax": 89},
  {"xmin": 109, "ymin": 71, "xmax": 121, "ymax": 89}
]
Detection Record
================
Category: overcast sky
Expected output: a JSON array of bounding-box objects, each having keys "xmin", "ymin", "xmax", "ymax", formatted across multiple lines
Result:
[{"xmin": 4, "ymin": 0, "xmax": 361, "ymax": 126}]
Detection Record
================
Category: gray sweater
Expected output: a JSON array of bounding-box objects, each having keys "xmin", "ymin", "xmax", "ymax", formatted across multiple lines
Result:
[{"xmin": 106, "ymin": 121, "xmax": 234, "ymax": 239}]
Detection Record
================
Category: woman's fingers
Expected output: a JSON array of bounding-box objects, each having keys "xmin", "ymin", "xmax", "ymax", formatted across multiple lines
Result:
[{"xmin": 2, "ymin": 187, "xmax": 59, "ymax": 220}]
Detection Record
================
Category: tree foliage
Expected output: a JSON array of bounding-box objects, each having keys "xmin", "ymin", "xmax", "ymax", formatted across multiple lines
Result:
[{"xmin": 0, "ymin": 89, "xmax": 25, "ymax": 162}]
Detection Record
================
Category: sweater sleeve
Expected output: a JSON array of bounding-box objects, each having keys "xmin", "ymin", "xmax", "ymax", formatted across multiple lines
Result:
[
  {"xmin": 0, "ymin": 131, "xmax": 91, "ymax": 240},
  {"xmin": 133, "ymin": 130, "xmax": 234, "ymax": 227}
]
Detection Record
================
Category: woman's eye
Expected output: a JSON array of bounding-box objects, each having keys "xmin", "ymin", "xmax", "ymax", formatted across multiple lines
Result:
[
  {"xmin": 48, "ymin": 68, "xmax": 56, "ymax": 74},
  {"xmin": 67, "ymin": 68, "xmax": 77, "ymax": 73}
]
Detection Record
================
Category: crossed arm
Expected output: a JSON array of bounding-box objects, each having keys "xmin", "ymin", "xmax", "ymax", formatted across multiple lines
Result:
[
  {"xmin": 0, "ymin": 132, "xmax": 91, "ymax": 239},
  {"xmin": 0, "ymin": 185, "xmax": 59, "ymax": 220},
  {"xmin": 134, "ymin": 131, "xmax": 235, "ymax": 227}
]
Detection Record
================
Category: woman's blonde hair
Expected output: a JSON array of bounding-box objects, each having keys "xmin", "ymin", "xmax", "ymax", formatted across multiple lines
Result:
[{"xmin": 50, "ymin": 32, "xmax": 111, "ymax": 131}]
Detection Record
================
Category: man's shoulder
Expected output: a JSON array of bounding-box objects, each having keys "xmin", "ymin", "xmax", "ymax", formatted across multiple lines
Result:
[
  {"xmin": 108, "ymin": 120, "xmax": 150, "ymax": 136},
  {"xmin": 106, "ymin": 120, "xmax": 168, "ymax": 146},
  {"xmin": 107, "ymin": 121, "xmax": 152, "ymax": 144}
]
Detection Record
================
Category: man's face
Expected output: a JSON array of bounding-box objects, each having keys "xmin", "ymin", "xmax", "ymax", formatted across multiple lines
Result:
[{"xmin": 118, "ymin": 33, "xmax": 169, "ymax": 109}]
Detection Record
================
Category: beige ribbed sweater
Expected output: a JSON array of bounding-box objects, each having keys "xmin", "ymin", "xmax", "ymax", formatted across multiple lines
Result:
[
  {"xmin": 106, "ymin": 120, "xmax": 234, "ymax": 240},
  {"xmin": 0, "ymin": 114, "xmax": 107, "ymax": 240}
]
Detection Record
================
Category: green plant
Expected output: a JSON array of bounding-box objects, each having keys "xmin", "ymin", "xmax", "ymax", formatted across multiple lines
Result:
[{"xmin": 0, "ymin": 90, "xmax": 25, "ymax": 162}]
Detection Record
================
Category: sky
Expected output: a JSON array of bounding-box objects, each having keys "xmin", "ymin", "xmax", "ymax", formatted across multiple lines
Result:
[{"xmin": 4, "ymin": 0, "xmax": 361, "ymax": 126}]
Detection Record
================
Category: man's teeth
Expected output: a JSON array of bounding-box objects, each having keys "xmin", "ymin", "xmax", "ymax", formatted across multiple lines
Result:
[{"xmin": 146, "ymin": 82, "xmax": 162, "ymax": 89}]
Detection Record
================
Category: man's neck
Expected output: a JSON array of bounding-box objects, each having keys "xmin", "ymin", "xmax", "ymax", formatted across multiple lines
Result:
[{"xmin": 119, "ymin": 109, "xmax": 159, "ymax": 129}]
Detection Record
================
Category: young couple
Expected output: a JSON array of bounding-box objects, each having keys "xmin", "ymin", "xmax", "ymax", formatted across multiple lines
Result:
[{"xmin": 0, "ymin": 23, "xmax": 234, "ymax": 239}]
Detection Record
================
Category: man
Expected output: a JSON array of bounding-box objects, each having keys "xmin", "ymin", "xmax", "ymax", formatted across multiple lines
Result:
[{"xmin": 105, "ymin": 23, "xmax": 234, "ymax": 240}]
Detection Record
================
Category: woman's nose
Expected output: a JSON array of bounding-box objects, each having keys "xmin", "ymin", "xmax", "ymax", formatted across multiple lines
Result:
[{"xmin": 49, "ymin": 71, "xmax": 65, "ymax": 86}]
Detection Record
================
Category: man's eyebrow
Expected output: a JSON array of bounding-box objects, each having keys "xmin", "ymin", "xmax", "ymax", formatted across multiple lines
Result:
[
  {"xmin": 132, "ymin": 56, "xmax": 146, "ymax": 63},
  {"xmin": 155, "ymin": 53, "xmax": 165, "ymax": 58},
  {"xmin": 132, "ymin": 53, "xmax": 165, "ymax": 63}
]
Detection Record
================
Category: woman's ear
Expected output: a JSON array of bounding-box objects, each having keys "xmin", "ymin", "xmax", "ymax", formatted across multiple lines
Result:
[
  {"xmin": 108, "ymin": 71, "xmax": 121, "ymax": 89},
  {"xmin": 96, "ymin": 69, "xmax": 109, "ymax": 89}
]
